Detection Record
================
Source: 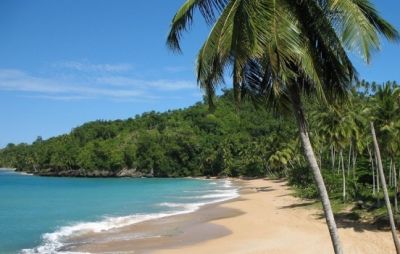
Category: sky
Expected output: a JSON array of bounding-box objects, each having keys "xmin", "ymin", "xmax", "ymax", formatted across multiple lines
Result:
[{"xmin": 0, "ymin": 0, "xmax": 399, "ymax": 148}]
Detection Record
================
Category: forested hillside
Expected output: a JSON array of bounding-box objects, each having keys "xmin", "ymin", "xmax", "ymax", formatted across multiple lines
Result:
[
  {"xmin": 0, "ymin": 89, "xmax": 296, "ymax": 177},
  {"xmin": 0, "ymin": 80, "xmax": 399, "ymax": 192}
]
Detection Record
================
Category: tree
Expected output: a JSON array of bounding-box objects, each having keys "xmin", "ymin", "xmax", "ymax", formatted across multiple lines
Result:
[
  {"xmin": 371, "ymin": 122, "xmax": 400, "ymax": 253},
  {"xmin": 312, "ymin": 105, "xmax": 355, "ymax": 201},
  {"xmin": 167, "ymin": 1, "xmax": 398, "ymax": 253}
]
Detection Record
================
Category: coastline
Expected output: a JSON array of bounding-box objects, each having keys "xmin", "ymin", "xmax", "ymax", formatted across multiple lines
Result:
[
  {"xmin": 71, "ymin": 178, "xmax": 395, "ymax": 254},
  {"xmin": 0, "ymin": 167, "xmax": 16, "ymax": 171}
]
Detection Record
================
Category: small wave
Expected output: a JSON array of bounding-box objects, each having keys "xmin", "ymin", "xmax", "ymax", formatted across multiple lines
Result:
[
  {"xmin": 19, "ymin": 172, "xmax": 34, "ymax": 176},
  {"xmin": 183, "ymin": 189, "xmax": 234, "ymax": 194},
  {"xmin": 21, "ymin": 180, "xmax": 239, "ymax": 254},
  {"xmin": 160, "ymin": 191, "xmax": 239, "ymax": 211},
  {"xmin": 159, "ymin": 202, "xmax": 205, "ymax": 211},
  {"xmin": 223, "ymin": 180, "xmax": 232, "ymax": 188},
  {"xmin": 20, "ymin": 212, "xmax": 188, "ymax": 254},
  {"xmin": 180, "ymin": 191, "xmax": 238, "ymax": 200},
  {"xmin": 199, "ymin": 192, "xmax": 237, "ymax": 199}
]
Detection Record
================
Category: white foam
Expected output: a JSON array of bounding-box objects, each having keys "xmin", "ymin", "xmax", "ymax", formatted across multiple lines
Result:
[
  {"xmin": 159, "ymin": 202, "xmax": 205, "ymax": 211},
  {"xmin": 21, "ymin": 180, "xmax": 239, "ymax": 254},
  {"xmin": 20, "ymin": 212, "xmax": 184, "ymax": 254},
  {"xmin": 223, "ymin": 180, "xmax": 232, "ymax": 188},
  {"xmin": 183, "ymin": 189, "xmax": 234, "ymax": 193},
  {"xmin": 200, "ymin": 192, "xmax": 237, "ymax": 199},
  {"xmin": 20, "ymin": 211, "xmax": 187, "ymax": 254},
  {"xmin": 19, "ymin": 172, "xmax": 34, "ymax": 176}
]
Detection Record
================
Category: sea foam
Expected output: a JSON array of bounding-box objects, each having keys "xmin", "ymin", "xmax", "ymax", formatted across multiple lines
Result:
[{"xmin": 20, "ymin": 179, "xmax": 238, "ymax": 254}]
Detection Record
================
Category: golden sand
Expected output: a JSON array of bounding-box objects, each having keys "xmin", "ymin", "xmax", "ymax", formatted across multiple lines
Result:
[{"xmin": 74, "ymin": 179, "xmax": 395, "ymax": 254}]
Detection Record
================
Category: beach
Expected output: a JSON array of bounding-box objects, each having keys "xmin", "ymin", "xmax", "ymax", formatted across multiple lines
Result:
[{"xmin": 72, "ymin": 179, "xmax": 396, "ymax": 254}]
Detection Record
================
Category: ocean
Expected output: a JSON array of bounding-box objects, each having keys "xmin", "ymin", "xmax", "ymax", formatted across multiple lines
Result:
[{"xmin": 0, "ymin": 168, "xmax": 238, "ymax": 254}]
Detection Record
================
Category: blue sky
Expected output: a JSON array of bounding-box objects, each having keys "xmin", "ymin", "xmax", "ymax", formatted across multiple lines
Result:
[{"xmin": 0, "ymin": 0, "xmax": 399, "ymax": 147}]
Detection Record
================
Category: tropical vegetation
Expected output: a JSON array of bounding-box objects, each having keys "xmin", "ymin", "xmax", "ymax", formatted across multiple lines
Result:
[
  {"xmin": 166, "ymin": 0, "xmax": 398, "ymax": 253},
  {"xmin": 0, "ymin": 82, "xmax": 400, "ymax": 208}
]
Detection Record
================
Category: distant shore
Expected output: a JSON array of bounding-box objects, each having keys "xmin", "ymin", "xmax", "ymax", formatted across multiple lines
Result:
[
  {"xmin": 0, "ymin": 168, "xmax": 16, "ymax": 171},
  {"xmin": 71, "ymin": 179, "xmax": 395, "ymax": 254}
]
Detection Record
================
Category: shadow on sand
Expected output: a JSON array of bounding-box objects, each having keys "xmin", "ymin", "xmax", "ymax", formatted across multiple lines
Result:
[
  {"xmin": 278, "ymin": 199, "xmax": 393, "ymax": 233},
  {"xmin": 315, "ymin": 208, "xmax": 392, "ymax": 233},
  {"xmin": 279, "ymin": 201, "xmax": 318, "ymax": 209}
]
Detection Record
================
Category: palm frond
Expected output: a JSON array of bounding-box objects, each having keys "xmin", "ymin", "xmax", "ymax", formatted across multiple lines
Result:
[
  {"xmin": 328, "ymin": 0, "xmax": 399, "ymax": 63},
  {"xmin": 196, "ymin": 0, "xmax": 239, "ymax": 108},
  {"xmin": 166, "ymin": 0, "xmax": 228, "ymax": 52}
]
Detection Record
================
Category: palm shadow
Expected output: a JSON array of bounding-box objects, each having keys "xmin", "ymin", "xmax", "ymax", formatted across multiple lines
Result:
[
  {"xmin": 314, "ymin": 210, "xmax": 393, "ymax": 233},
  {"xmin": 279, "ymin": 201, "xmax": 317, "ymax": 209},
  {"xmin": 255, "ymin": 186, "xmax": 275, "ymax": 192}
]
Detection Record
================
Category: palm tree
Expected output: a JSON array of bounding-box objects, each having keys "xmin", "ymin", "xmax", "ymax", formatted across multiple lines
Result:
[
  {"xmin": 166, "ymin": 1, "xmax": 399, "ymax": 253},
  {"xmin": 312, "ymin": 105, "xmax": 358, "ymax": 201},
  {"xmin": 370, "ymin": 122, "xmax": 400, "ymax": 252},
  {"xmin": 371, "ymin": 84, "xmax": 400, "ymax": 235}
]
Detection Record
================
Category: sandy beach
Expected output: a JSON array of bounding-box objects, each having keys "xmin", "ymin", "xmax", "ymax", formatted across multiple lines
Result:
[{"xmin": 73, "ymin": 179, "xmax": 396, "ymax": 254}]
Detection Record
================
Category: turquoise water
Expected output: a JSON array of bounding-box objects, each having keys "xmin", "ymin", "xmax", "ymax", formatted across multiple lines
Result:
[{"xmin": 0, "ymin": 169, "xmax": 238, "ymax": 254}]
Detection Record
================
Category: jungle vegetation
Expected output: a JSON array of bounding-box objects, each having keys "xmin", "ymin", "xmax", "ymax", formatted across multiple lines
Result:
[
  {"xmin": 166, "ymin": 0, "xmax": 399, "ymax": 252},
  {"xmin": 0, "ymin": 81, "xmax": 399, "ymax": 196}
]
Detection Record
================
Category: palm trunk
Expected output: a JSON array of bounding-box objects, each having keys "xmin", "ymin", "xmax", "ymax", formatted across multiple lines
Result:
[
  {"xmin": 341, "ymin": 149, "xmax": 346, "ymax": 202},
  {"xmin": 390, "ymin": 159, "xmax": 393, "ymax": 187},
  {"xmin": 352, "ymin": 149, "xmax": 357, "ymax": 181},
  {"xmin": 376, "ymin": 152, "xmax": 380, "ymax": 193},
  {"xmin": 319, "ymin": 150, "xmax": 322, "ymax": 169},
  {"xmin": 370, "ymin": 122, "xmax": 400, "ymax": 253},
  {"xmin": 394, "ymin": 162, "xmax": 398, "ymax": 213},
  {"xmin": 331, "ymin": 146, "xmax": 336, "ymax": 171},
  {"xmin": 290, "ymin": 87, "xmax": 343, "ymax": 254},
  {"xmin": 368, "ymin": 146, "xmax": 376, "ymax": 195},
  {"xmin": 347, "ymin": 144, "xmax": 352, "ymax": 176}
]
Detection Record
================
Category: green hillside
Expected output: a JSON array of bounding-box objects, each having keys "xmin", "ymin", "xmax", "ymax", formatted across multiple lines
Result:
[{"xmin": 0, "ymin": 89, "xmax": 296, "ymax": 177}]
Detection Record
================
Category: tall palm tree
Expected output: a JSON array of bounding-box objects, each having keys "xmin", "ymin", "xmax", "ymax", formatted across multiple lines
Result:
[
  {"xmin": 370, "ymin": 122, "xmax": 400, "ymax": 252},
  {"xmin": 166, "ymin": 1, "xmax": 399, "ymax": 253},
  {"xmin": 369, "ymin": 83, "xmax": 400, "ymax": 250},
  {"xmin": 312, "ymin": 105, "xmax": 358, "ymax": 201}
]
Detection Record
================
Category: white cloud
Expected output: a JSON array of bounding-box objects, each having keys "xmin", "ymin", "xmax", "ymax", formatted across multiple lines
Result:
[
  {"xmin": 20, "ymin": 95, "xmax": 92, "ymax": 101},
  {"xmin": 53, "ymin": 61, "xmax": 134, "ymax": 73},
  {"xmin": 0, "ymin": 67, "xmax": 197, "ymax": 101},
  {"xmin": 96, "ymin": 76, "xmax": 196, "ymax": 90}
]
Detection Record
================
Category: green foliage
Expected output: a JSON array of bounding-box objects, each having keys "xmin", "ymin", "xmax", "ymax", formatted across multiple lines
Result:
[{"xmin": 0, "ymin": 90, "xmax": 297, "ymax": 177}]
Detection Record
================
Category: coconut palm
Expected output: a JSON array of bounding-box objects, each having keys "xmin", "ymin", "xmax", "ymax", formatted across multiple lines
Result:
[
  {"xmin": 312, "ymin": 105, "xmax": 359, "ymax": 201},
  {"xmin": 166, "ymin": 1, "xmax": 399, "ymax": 253},
  {"xmin": 382, "ymin": 121, "xmax": 400, "ymax": 212},
  {"xmin": 370, "ymin": 122, "xmax": 400, "ymax": 252}
]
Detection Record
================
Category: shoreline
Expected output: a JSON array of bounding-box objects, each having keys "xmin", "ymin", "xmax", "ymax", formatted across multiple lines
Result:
[
  {"xmin": 67, "ymin": 179, "xmax": 244, "ymax": 254},
  {"xmin": 0, "ymin": 167, "xmax": 16, "ymax": 171},
  {"xmin": 71, "ymin": 178, "xmax": 396, "ymax": 254}
]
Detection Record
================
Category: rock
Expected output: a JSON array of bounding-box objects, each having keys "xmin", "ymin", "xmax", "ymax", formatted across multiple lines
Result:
[{"xmin": 117, "ymin": 168, "xmax": 143, "ymax": 178}]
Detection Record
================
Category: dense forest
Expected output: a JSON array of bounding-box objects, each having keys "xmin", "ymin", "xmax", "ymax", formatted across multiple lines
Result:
[
  {"xmin": 2, "ymin": 81, "xmax": 400, "ymax": 218},
  {"xmin": 0, "ymin": 88, "xmax": 296, "ymax": 177}
]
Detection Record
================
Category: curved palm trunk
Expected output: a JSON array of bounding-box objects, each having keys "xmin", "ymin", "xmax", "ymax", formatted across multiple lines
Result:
[
  {"xmin": 290, "ymin": 88, "xmax": 343, "ymax": 254},
  {"xmin": 370, "ymin": 122, "xmax": 400, "ymax": 253},
  {"xmin": 341, "ymin": 150, "xmax": 346, "ymax": 202},
  {"xmin": 394, "ymin": 162, "xmax": 398, "ymax": 213},
  {"xmin": 368, "ymin": 146, "xmax": 376, "ymax": 195}
]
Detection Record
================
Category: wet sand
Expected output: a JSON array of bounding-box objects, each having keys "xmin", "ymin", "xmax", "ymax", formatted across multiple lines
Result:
[{"xmin": 72, "ymin": 179, "xmax": 396, "ymax": 254}]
